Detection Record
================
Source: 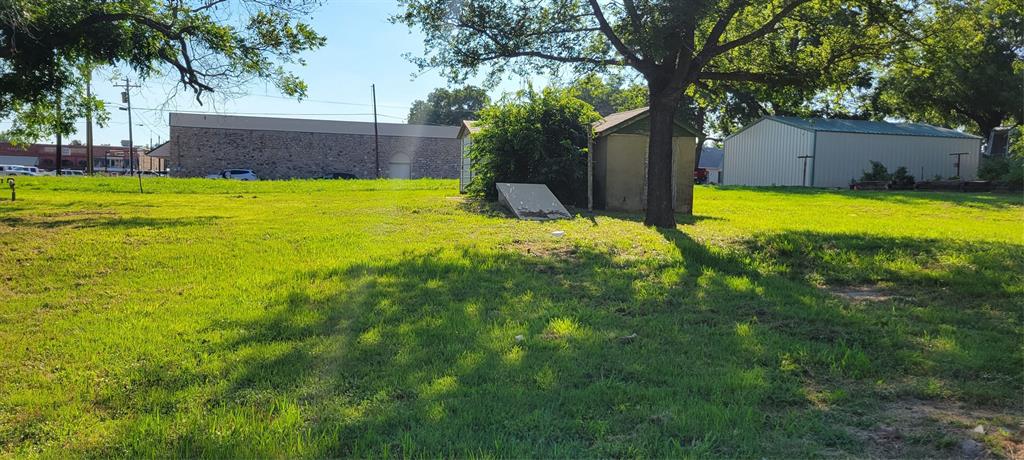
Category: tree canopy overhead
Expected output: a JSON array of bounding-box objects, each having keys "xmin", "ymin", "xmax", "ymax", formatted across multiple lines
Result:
[
  {"xmin": 395, "ymin": 0, "xmax": 900, "ymax": 227},
  {"xmin": 870, "ymin": 0, "xmax": 1023, "ymax": 139},
  {"xmin": 564, "ymin": 73, "xmax": 647, "ymax": 117},
  {"xmin": 0, "ymin": 0, "xmax": 325, "ymax": 141},
  {"xmin": 407, "ymin": 85, "xmax": 490, "ymax": 126}
]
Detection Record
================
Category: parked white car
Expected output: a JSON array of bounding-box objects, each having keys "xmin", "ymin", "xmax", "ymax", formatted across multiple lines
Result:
[
  {"xmin": 60, "ymin": 170, "xmax": 86, "ymax": 176},
  {"xmin": 206, "ymin": 169, "xmax": 258, "ymax": 181},
  {"xmin": 0, "ymin": 165, "xmax": 34, "ymax": 176}
]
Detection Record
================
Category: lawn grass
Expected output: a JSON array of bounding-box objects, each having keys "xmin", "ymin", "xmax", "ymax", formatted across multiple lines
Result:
[{"xmin": 1, "ymin": 177, "xmax": 1021, "ymax": 458}]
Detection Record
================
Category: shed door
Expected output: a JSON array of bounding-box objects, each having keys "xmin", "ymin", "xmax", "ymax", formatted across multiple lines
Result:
[
  {"xmin": 641, "ymin": 144, "xmax": 648, "ymax": 209},
  {"xmin": 389, "ymin": 154, "xmax": 412, "ymax": 179}
]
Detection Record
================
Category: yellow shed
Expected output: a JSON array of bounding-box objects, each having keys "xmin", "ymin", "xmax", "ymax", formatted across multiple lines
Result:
[{"xmin": 590, "ymin": 108, "xmax": 699, "ymax": 213}]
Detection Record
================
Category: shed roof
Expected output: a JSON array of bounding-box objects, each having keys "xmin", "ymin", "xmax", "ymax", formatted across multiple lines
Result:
[
  {"xmin": 169, "ymin": 113, "xmax": 461, "ymax": 139},
  {"xmin": 739, "ymin": 116, "xmax": 981, "ymax": 140},
  {"xmin": 593, "ymin": 107, "xmax": 699, "ymax": 137},
  {"xmin": 698, "ymin": 147, "xmax": 723, "ymax": 170},
  {"xmin": 147, "ymin": 141, "xmax": 171, "ymax": 158},
  {"xmin": 458, "ymin": 120, "xmax": 481, "ymax": 138}
]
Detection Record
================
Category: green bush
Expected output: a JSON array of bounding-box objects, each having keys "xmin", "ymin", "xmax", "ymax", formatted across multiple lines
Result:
[
  {"xmin": 859, "ymin": 161, "xmax": 891, "ymax": 182},
  {"xmin": 891, "ymin": 166, "xmax": 915, "ymax": 187},
  {"xmin": 467, "ymin": 88, "xmax": 601, "ymax": 206}
]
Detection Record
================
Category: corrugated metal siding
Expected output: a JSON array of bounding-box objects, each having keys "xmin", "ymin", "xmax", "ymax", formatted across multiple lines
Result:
[
  {"xmin": 814, "ymin": 133, "xmax": 982, "ymax": 187},
  {"xmin": 459, "ymin": 136, "xmax": 473, "ymax": 193},
  {"xmin": 723, "ymin": 119, "xmax": 813, "ymax": 186}
]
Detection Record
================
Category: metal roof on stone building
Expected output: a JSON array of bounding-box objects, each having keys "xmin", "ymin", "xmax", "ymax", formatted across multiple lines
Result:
[{"xmin": 169, "ymin": 113, "xmax": 460, "ymax": 139}]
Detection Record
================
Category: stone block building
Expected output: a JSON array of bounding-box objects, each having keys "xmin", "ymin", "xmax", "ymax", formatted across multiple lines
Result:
[{"xmin": 165, "ymin": 113, "xmax": 461, "ymax": 179}]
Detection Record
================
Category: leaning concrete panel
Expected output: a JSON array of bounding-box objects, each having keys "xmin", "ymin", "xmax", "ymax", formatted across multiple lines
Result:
[{"xmin": 496, "ymin": 183, "xmax": 571, "ymax": 221}]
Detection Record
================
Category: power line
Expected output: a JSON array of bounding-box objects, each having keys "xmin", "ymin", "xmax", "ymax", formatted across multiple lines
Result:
[
  {"xmin": 127, "ymin": 107, "xmax": 406, "ymax": 119},
  {"xmin": 244, "ymin": 93, "xmax": 411, "ymax": 110},
  {"xmin": 102, "ymin": 93, "xmax": 413, "ymax": 111}
]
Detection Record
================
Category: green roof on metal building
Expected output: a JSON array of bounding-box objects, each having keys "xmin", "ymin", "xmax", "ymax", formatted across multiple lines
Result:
[{"xmin": 765, "ymin": 116, "xmax": 981, "ymax": 139}]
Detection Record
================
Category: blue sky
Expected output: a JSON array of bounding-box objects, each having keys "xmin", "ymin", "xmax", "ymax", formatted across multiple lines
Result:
[{"xmin": 44, "ymin": 0, "xmax": 548, "ymax": 146}]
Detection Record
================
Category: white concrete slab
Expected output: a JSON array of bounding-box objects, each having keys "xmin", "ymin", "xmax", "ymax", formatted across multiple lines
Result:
[{"xmin": 496, "ymin": 183, "xmax": 572, "ymax": 221}]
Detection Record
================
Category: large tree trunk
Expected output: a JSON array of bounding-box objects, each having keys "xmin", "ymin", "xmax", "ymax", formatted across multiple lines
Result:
[
  {"xmin": 968, "ymin": 111, "xmax": 1005, "ymax": 144},
  {"xmin": 644, "ymin": 89, "xmax": 682, "ymax": 228},
  {"xmin": 975, "ymin": 119, "xmax": 1000, "ymax": 145},
  {"xmin": 690, "ymin": 105, "xmax": 707, "ymax": 212}
]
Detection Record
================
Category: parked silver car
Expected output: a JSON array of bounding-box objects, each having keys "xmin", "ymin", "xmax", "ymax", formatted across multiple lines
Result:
[{"xmin": 206, "ymin": 169, "xmax": 258, "ymax": 181}]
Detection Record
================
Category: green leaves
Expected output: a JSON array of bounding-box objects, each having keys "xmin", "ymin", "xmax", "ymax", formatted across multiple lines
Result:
[
  {"xmin": 407, "ymin": 86, "xmax": 490, "ymax": 126},
  {"xmin": 563, "ymin": 73, "xmax": 647, "ymax": 117},
  {"xmin": 467, "ymin": 87, "xmax": 600, "ymax": 205},
  {"xmin": 871, "ymin": 0, "xmax": 1023, "ymax": 137},
  {"xmin": 0, "ymin": 0, "xmax": 326, "ymax": 141}
]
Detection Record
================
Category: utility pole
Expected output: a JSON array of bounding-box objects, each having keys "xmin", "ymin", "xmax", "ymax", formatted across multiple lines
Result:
[
  {"xmin": 55, "ymin": 96, "xmax": 62, "ymax": 175},
  {"xmin": 949, "ymin": 152, "xmax": 968, "ymax": 178},
  {"xmin": 372, "ymin": 84, "xmax": 380, "ymax": 178},
  {"xmin": 85, "ymin": 69, "xmax": 94, "ymax": 175},
  {"xmin": 114, "ymin": 77, "xmax": 140, "ymax": 174},
  {"xmin": 797, "ymin": 155, "xmax": 813, "ymax": 187}
]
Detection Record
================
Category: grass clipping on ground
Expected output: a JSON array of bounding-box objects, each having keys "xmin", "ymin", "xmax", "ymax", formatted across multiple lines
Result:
[{"xmin": 0, "ymin": 177, "xmax": 1021, "ymax": 458}]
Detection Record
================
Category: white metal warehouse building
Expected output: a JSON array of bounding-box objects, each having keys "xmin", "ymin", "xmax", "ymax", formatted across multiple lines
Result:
[{"xmin": 723, "ymin": 117, "xmax": 983, "ymax": 187}]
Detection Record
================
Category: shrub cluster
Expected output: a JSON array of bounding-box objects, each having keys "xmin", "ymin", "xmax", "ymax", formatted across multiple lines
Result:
[
  {"xmin": 859, "ymin": 161, "xmax": 892, "ymax": 182},
  {"xmin": 979, "ymin": 127, "xmax": 1023, "ymax": 189},
  {"xmin": 466, "ymin": 88, "xmax": 601, "ymax": 206},
  {"xmin": 858, "ymin": 162, "xmax": 915, "ymax": 186}
]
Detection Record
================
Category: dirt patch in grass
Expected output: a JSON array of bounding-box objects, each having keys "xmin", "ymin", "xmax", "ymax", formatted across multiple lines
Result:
[
  {"xmin": 451, "ymin": 195, "xmax": 512, "ymax": 218},
  {"xmin": 847, "ymin": 399, "xmax": 1024, "ymax": 459},
  {"xmin": 829, "ymin": 285, "xmax": 899, "ymax": 302},
  {"xmin": 503, "ymin": 240, "xmax": 579, "ymax": 260}
]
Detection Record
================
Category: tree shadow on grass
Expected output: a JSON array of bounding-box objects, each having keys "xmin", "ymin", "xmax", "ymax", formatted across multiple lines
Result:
[
  {"xmin": 78, "ymin": 230, "xmax": 1023, "ymax": 458},
  {"xmin": 658, "ymin": 228, "xmax": 1024, "ymax": 400},
  {"xmin": 454, "ymin": 194, "xmax": 723, "ymax": 226},
  {"xmin": 714, "ymin": 186, "xmax": 1023, "ymax": 210},
  {"xmin": 0, "ymin": 214, "xmax": 222, "ymax": 230}
]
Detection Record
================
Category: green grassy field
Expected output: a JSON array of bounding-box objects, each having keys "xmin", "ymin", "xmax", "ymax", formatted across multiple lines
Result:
[{"xmin": 1, "ymin": 177, "xmax": 1021, "ymax": 458}]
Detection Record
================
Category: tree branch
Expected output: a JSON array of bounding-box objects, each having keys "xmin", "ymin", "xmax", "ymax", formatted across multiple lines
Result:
[
  {"xmin": 696, "ymin": 70, "xmax": 799, "ymax": 84},
  {"xmin": 451, "ymin": 17, "xmax": 621, "ymax": 68},
  {"xmin": 585, "ymin": 0, "xmax": 646, "ymax": 69},
  {"xmin": 700, "ymin": 0, "xmax": 812, "ymax": 60},
  {"xmin": 704, "ymin": 0, "xmax": 745, "ymax": 50},
  {"xmin": 192, "ymin": 0, "xmax": 230, "ymax": 13},
  {"xmin": 622, "ymin": 0, "xmax": 644, "ymax": 40},
  {"xmin": 480, "ymin": 50, "xmax": 622, "ymax": 67}
]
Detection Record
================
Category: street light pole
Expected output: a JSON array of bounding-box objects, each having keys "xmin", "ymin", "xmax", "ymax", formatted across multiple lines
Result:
[{"xmin": 115, "ymin": 77, "xmax": 140, "ymax": 174}]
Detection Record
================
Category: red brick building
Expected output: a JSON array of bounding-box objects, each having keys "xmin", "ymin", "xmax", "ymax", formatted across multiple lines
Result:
[{"xmin": 0, "ymin": 142, "xmax": 162, "ymax": 172}]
